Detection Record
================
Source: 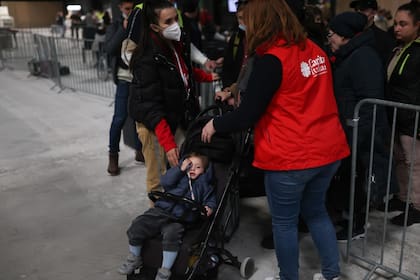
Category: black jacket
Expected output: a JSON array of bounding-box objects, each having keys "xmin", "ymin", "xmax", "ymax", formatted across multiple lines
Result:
[
  {"xmin": 128, "ymin": 32, "xmax": 196, "ymax": 132},
  {"xmin": 332, "ymin": 29, "xmax": 394, "ymax": 204},
  {"xmin": 104, "ymin": 16, "xmax": 129, "ymax": 84},
  {"xmin": 386, "ymin": 39, "xmax": 420, "ymax": 137},
  {"xmin": 370, "ymin": 24, "xmax": 396, "ymax": 67},
  {"xmin": 332, "ymin": 29, "xmax": 387, "ymax": 134},
  {"xmin": 222, "ymin": 28, "xmax": 246, "ymax": 88}
]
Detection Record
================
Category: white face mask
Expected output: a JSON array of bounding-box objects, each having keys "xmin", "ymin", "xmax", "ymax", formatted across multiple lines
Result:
[{"xmin": 162, "ymin": 22, "xmax": 182, "ymax": 41}]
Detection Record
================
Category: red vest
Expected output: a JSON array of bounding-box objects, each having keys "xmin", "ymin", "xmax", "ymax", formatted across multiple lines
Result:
[{"xmin": 253, "ymin": 39, "xmax": 350, "ymax": 170}]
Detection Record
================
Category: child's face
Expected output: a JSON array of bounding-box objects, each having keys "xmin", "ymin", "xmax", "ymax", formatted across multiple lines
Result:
[{"xmin": 188, "ymin": 156, "xmax": 205, "ymax": 180}]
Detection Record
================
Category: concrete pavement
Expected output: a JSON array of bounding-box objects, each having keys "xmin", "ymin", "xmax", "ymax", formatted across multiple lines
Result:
[{"xmin": 1, "ymin": 70, "xmax": 419, "ymax": 280}]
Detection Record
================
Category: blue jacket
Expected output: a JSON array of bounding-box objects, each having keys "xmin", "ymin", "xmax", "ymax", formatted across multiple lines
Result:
[{"xmin": 155, "ymin": 162, "xmax": 217, "ymax": 223}]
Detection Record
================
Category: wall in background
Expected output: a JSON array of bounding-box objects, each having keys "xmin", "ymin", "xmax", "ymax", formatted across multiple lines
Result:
[{"xmin": 2, "ymin": 1, "xmax": 63, "ymax": 28}]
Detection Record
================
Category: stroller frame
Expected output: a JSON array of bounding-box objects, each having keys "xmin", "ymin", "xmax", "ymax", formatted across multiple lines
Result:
[{"xmin": 127, "ymin": 105, "xmax": 255, "ymax": 280}]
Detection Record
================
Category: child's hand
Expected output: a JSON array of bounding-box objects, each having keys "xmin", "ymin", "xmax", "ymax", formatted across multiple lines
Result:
[
  {"xmin": 181, "ymin": 158, "xmax": 192, "ymax": 172},
  {"xmin": 204, "ymin": 206, "xmax": 213, "ymax": 217}
]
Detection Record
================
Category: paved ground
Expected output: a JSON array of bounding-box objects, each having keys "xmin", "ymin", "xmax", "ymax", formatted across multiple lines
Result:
[{"xmin": 1, "ymin": 70, "xmax": 419, "ymax": 280}]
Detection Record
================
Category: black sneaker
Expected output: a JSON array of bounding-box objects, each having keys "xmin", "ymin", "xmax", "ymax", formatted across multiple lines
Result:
[
  {"xmin": 336, "ymin": 227, "xmax": 365, "ymax": 243},
  {"xmin": 135, "ymin": 150, "xmax": 145, "ymax": 164},
  {"xmin": 376, "ymin": 197, "xmax": 407, "ymax": 212},
  {"xmin": 261, "ymin": 233, "xmax": 275, "ymax": 249},
  {"xmin": 391, "ymin": 206, "xmax": 420, "ymax": 226}
]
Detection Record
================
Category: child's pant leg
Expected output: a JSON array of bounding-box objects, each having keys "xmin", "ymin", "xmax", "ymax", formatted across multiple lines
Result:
[
  {"xmin": 127, "ymin": 208, "xmax": 170, "ymax": 246},
  {"xmin": 161, "ymin": 222, "xmax": 185, "ymax": 252}
]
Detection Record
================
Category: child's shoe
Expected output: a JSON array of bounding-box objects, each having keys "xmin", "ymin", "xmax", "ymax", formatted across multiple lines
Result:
[
  {"xmin": 155, "ymin": 267, "xmax": 171, "ymax": 280},
  {"xmin": 117, "ymin": 252, "xmax": 142, "ymax": 275}
]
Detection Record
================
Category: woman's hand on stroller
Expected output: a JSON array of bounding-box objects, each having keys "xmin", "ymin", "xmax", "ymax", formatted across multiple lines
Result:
[
  {"xmin": 166, "ymin": 147, "xmax": 180, "ymax": 167},
  {"xmin": 215, "ymin": 89, "xmax": 234, "ymax": 103},
  {"xmin": 201, "ymin": 119, "xmax": 216, "ymax": 143}
]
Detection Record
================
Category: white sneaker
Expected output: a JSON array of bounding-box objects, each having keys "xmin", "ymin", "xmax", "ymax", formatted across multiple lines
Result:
[
  {"xmin": 264, "ymin": 276, "xmax": 280, "ymax": 280},
  {"xmin": 313, "ymin": 273, "xmax": 340, "ymax": 280}
]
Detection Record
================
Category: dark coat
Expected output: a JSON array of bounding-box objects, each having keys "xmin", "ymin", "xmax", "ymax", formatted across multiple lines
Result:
[
  {"xmin": 333, "ymin": 29, "xmax": 387, "ymax": 135},
  {"xmin": 386, "ymin": 39, "xmax": 420, "ymax": 137},
  {"xmin": 128, "ymin": 32, "xmax": 197, "ymax": 132},
  {"xmin": 104, "ymin": 16, "xmax": 129, "ymax": 84},
  {"xmin": 370, "ymin": 24, "xmax": 396, "ymax": 67},
  {"xmin": 332, "ymin": 29, "xmax": 394, "ymax": 204},
  {"xmin": 155, "ymin": 163, "xmax": 217, "ymax": 223},
  {"xmin": 222, "ymin": 28, "xmax": 245, "ymax": 88}
]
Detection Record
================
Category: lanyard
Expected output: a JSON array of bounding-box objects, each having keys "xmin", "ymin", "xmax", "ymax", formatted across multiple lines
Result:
[{"xmin": 172, "ymin": 46, "xmax": 189, "ymax": 90}]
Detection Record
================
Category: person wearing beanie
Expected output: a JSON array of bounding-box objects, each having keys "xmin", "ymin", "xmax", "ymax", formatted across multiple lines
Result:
[
  {"xmin": 327, "ymin": 12, "xmax": 395, "ymax": 242},
  {"xmin": 350, "ymin": 0, "xmax": 396, "ymax": 67},
  {"xmin": 328, "ymin": 11, "xmax": 367, "ymax": 41}
]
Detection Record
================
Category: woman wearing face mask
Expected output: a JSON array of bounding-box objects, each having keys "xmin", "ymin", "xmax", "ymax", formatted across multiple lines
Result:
[{"xmin": 128, "ymin": 0, "xmax": 197, "ymax": 200}]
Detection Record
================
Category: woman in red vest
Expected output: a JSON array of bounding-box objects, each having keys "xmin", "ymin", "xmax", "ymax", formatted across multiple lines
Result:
[{"xmin": 201, "ymin": 0, "xmax": 349, "ymax": 279}]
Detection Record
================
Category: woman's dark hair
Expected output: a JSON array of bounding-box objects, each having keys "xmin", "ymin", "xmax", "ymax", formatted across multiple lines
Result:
[
  {"xmin": 397, "ymin": 1, "xmax": 420, "ymax": 25},
  {"xmin": 129, "ymin": 0, "xmax": 175, "ymax": 70}
]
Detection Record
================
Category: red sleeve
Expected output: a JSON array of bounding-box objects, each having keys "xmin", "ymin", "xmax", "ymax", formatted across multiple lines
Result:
[
  {"xmin": 154, "ymin": 119, "xmax": 177, "ymax": 152},
  {"xmin": 193, "ymin": 67, "xmax": 213, "ymax": 82}
]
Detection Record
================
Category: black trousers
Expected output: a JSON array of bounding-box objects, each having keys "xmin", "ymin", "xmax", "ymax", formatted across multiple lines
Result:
[
  {"xmin": 327, "ymin": 156, "xmax": 367, "ymax": 228},
  {"xmin": 127, "ymin": 207, "xmax": 184, "ymax": 252}
]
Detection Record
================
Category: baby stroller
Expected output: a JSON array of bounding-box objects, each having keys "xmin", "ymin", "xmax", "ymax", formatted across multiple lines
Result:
[{"xmin": 127, "ymin": 105, "xmax": 255, "ymax": 280}]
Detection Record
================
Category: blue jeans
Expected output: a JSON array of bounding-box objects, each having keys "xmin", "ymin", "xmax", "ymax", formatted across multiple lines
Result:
[
  {"xmin": 109, "ymin": 81, "xmax": 141, "ymax": 153},
  {"xmin": 265, "ymin": 161, "xmax": 341, "ymax": 280}
]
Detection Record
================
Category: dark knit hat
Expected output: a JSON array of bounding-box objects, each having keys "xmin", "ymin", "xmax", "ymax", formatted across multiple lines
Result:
[
  {"xmin": 350, "ymin": 0, "xmax": 378, "ymax": 11},
  {"xmin": 329, "ymin": 12, "xmax": 367, "ymax": 39}
]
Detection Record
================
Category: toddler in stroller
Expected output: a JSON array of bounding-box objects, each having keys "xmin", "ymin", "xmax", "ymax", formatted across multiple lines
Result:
[
  {"xmin": 120, "ymin": 105, "xmax": 255, "ymax": 280},
  {"xmin": 118, "ymin": 153, "xmax": 216, "ymax": 279}
]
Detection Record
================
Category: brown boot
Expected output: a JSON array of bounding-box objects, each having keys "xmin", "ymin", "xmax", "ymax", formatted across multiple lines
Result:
[{"xmin": 107, "ymin": 152, "xmax": 120, "ymax": 176}]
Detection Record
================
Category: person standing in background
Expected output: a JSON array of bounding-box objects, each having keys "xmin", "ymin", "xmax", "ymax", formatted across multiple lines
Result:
[
  {"xmin": 105, "ymin": 0, "xmax": 143, "ymax": 176},
  {"xmin": 326, "ymin": 12, "xmax": 395, "ymax": 241},
  {"xmin": 385, "ymin": 1, "xmax": 420, "ymax": 226},
  {"xmin": 70, "ymin": 11, "xmax": 81, "ymax": 40},
  {"xmin": 55, "ymin": 11, "xmax": 66, "ymax": 38},
  {"xmin": 350, "ymin": 0, "xmax": 396, "ymax": 66}
]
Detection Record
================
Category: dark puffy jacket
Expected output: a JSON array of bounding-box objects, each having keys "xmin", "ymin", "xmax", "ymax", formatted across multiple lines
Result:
[
  {"xmin": 332, "ymin": 29, "xmax": 388, "ymax": 136},
  {"xmin": 386, "ymin": 39, "xmax": 420, "ymax": 137},
  {"xmin": 104, "ymin": 16, "xmax": 129, "ymax": 84},
  {"xmin": 155, "ymin": 163, "xmax": 217, "ymax": 223},
  {"xmin": 332, "ymin": 29, "xmax": 395, "ymax": 203},
  {"xmin": 128, "ymin": 32, "xmax": 196, "ymax": 132},
  {"xmin": 222, "ymin": 28, "xmax": 245, "ymax": 88},
  {"xmin": 370, "ymin": 24, "xmax": 396, "ymax": 67}
]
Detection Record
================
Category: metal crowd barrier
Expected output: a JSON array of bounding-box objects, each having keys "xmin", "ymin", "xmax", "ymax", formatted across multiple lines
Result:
[
  {"xmin": 347, "ymin": 98, "xmax": 420, "ymax": 280},
  {"xmin": 0, "ymin": 28, "xmax": 115, "ymax": 98},
  {"xmin": 1, "ymin": 27, "xmax": 217, "ymax": 103}
]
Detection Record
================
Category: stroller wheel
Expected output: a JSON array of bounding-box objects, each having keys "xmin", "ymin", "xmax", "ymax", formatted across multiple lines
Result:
[{"xmin": 239, "ymin": 257, "xmax": 255, "ymax": 279}]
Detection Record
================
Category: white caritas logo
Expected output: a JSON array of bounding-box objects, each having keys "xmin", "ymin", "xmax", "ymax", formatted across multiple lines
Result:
[
  {"xmin": 300, "ymin": 62, "xmax": 311, "ymax": 77},
  {"xmin": 300, "ymin": 55, "xmax": 328, "ymax": 78}
]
